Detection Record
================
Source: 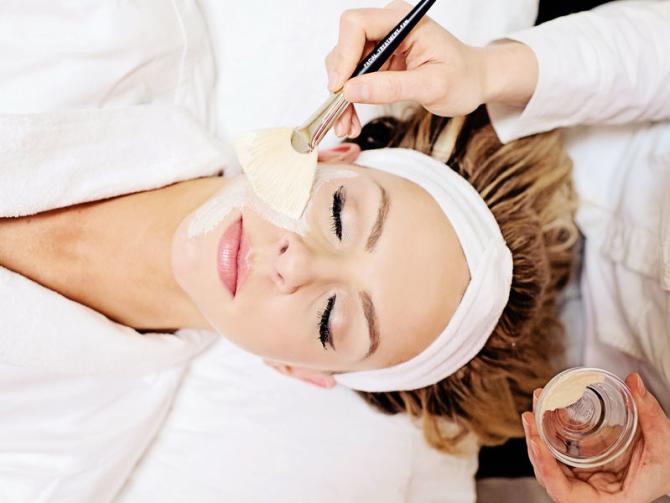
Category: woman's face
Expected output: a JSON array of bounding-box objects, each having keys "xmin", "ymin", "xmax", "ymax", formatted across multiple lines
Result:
[{"xmin": 172, "ymin": 155, "xmax": 468, "ymax": 375}]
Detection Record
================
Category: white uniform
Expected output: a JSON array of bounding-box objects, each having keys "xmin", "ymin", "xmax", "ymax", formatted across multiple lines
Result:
[{"xmin": 488, "ymin": 0, "xmax": 670, "ymax": 411}]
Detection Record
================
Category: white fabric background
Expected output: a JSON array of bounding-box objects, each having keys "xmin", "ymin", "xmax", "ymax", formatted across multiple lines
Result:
[{"xmin": 0, "ymin": 1, "xmax": 538, "ymax": 501}]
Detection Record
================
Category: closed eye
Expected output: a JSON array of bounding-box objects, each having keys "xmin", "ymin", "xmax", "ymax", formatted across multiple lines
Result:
[
  {"xmin": 317, "ymin": 295, "xmax": 336, "ymax": 350},
  {"xmin": 330, "ymin": 186, "xmax": 345, "ymax": 240}
]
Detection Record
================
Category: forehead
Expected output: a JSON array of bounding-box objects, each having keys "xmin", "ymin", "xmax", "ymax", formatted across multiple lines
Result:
[{"xmin": 343, "ymin": 162, "xmax": 468, "ymax": 369}]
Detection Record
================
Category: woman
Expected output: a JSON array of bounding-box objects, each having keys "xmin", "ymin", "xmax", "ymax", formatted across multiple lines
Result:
[
  {"xmin": 1, "ymin": 2, "xmax": 668, "ymax": 503},
  {"xmin": 325, "ymin": 0, "xmax": 670, "ymax": 501}
]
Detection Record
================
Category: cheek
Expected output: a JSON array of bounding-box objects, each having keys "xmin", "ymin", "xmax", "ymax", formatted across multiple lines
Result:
[{"xmin": 221, "ymin": 295, "xmax": 313, "ymax": 361}]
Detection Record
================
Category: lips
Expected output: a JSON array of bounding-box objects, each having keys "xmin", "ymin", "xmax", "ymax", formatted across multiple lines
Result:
[{"xmin": 217, "ymin": 217, "xmax": 249, "ymax": 297}]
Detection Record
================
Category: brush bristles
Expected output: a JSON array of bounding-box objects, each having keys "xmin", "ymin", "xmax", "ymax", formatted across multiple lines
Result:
[{"xmin": 233, "ymin": 128, "xmax": 318, "ymax": 219}]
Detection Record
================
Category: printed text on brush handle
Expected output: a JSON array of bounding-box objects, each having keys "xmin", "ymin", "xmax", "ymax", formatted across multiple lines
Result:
[{"xmin": 350, "ymin": 0, "xmax": 437, "ymax": 78}]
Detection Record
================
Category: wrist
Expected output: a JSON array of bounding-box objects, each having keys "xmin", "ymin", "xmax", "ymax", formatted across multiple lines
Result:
[{"xmin": 480, "ymin": 40, "xmax": 538, "ymax": 108}]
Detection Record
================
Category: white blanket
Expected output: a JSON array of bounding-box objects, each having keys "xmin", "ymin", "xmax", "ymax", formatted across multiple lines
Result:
[{"xmin": 0, "ymin": 2, "xmax": 231, "ymax": 500}]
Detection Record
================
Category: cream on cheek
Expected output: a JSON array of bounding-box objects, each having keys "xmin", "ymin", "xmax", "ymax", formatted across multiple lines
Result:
[{"xmin": 186, "ymin": 168, "xmax": 358, "ymax": 238}]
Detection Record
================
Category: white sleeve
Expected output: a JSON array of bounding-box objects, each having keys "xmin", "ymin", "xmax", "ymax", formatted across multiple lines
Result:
[{"xmin": 486, "ymin": 0, "xmax": 670, "ymax": 143}]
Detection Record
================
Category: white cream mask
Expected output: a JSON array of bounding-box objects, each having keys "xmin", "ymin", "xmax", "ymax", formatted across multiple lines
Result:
[
  {"xmin": 187, "ymin": 168, "xmax": 358, "ymax": 239},
  {"xmin": 187, "ymin": 175, "xmax": 249, "ymax": 238}
]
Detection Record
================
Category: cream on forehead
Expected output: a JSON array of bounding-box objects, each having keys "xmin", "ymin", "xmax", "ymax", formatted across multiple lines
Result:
[
  {"xmin": 186, "ymin": 168, "xmax": 358, "ymax": 239},
  {"xmin": 311, "ymin": 166, "xmax": 358, "ymax": 193}
]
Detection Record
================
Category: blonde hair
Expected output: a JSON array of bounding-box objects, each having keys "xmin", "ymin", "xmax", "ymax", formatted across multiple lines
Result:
[{"xmin": 351, "ymin": 106, "xmax": 578, "ymax": 453}]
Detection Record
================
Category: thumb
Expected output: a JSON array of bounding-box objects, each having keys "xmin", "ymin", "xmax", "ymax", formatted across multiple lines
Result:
[
  {"xmin": 627, "ymin": 373, "xmax": 669, "ymax": 437},
  {"xmin": 343, "ymin": 69, "xmax": 433, "ymax": 105}
]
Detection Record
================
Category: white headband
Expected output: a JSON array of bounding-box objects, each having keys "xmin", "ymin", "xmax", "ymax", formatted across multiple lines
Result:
[{"xmin": 334, "ymin": 148, "xmax": 513, "ymax": 392}]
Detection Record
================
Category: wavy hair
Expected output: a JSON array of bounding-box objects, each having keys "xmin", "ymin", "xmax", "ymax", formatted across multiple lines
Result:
[{"xmin": 350, "ymin": 105, "xmax": 578, "ymax": 453}]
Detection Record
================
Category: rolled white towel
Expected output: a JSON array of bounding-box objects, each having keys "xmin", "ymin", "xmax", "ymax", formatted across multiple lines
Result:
[{"xmin": 0, "ymin": 104, "xmax": 226, "ymax": 376}]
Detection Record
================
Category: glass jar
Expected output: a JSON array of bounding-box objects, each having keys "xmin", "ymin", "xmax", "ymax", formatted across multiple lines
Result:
[{"xmin": 535, "ymin": 367, "xmax": 639, "ymax": 474}]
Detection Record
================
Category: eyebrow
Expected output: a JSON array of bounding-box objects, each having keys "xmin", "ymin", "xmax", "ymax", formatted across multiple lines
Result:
[
  {"xmin": 365, "ymin": 183, "xmax": 389, "ymax": 252},
  {"xmin": 358, "ymin": 182, "xmax": 389, "ymax": 360},
  {"xmin": 359, "ymin": 291, "xmax": 380, "ymax": 359}
]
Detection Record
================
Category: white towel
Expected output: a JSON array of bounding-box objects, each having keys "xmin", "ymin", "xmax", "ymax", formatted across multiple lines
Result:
[{"xmin": 0, "ymin": 104, "xmax": 227, "ymax": 376}]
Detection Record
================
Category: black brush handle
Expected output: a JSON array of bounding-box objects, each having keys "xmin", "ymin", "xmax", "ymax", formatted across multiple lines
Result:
[{"xmin": 350, "ymin": 0, "xmax": 437, "ymax": 78}]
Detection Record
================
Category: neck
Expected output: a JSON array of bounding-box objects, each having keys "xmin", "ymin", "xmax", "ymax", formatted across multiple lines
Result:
[{"xmin": 58, "ymin": 178, "xmax": 225, "ymax": 331}]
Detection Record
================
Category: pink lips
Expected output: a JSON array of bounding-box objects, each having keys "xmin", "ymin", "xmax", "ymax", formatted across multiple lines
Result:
[{"xmin": 217, "ymin": 217, "xmax": 249, "ymax": 297}]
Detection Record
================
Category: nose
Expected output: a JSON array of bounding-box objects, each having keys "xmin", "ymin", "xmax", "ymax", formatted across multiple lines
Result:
[{"xmin": 272, "ymin": 234, "xmax": 316, "ymax": 293}]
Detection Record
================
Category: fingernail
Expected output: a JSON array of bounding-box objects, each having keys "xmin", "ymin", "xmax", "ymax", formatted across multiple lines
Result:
[
  {"xmin": 346, "ymin": 82, "xmax": 369, "ymax": 102},
  {"xmin": 334, "ymin": 122, "xmax": 344, "ymax": 137},
  {"xmin": 635, "ymin": 373, "xmax": 647, "ymax": 397},
  {"xmin": 521, "ymin": 413, "xmax": 529, "ymax": 431}
]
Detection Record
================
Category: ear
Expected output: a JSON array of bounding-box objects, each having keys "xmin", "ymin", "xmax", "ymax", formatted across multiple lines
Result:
[
  {"xmin": 263, "ymin": 360, "xmax": 337, "ymax": 389},
  {"xmin": 317, "ymin": 142, "xmax": 361, "ymax": 163}
]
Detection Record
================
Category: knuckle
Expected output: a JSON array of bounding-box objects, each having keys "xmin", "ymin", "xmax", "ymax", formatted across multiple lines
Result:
[
  {"xmin": 339, "ymin": 9, "xmax": 359, "ymax": 29},
  {"xmin": 387, "ymin": 0, "xmax": 411, "ymax": 12},
  {"xmin": 324, "ymin": 50, "xmax": 336, "ymax": 67}
]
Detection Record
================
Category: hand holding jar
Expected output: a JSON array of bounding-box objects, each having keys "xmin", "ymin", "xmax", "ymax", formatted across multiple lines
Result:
[{"xmin": 522, "ymin": 371, "xmax": 670, "ymax": 503}]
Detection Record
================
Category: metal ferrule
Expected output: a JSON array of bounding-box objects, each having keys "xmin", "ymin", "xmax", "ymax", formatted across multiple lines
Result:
[{"xmin": 291, "ymin": 91, "xmax": 350, "ymax": 153}]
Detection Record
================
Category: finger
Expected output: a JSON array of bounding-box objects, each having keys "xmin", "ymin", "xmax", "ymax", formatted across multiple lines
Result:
[
  {"xmin": 522, "ymin": 411, "xmax": 548, "ymax": 487},
  {"xmin": 522, "ymin": 412, "xmax": 545, "ymax": 486},
  {"xmin": 533, "ymin": 387, "xmax": 543, "ymax": 411},
  {"xmin": 626, "ymin": 373, "xmax": 670, "ymax": 439},
  {"xmin": 343, "ymin": 67, "xmax": 435, "ymax": 105},
  {"xmin": 344, "ymin": 109, "xmax": 356, "ymax": 139},
  {"xmin": 348, "ymin": 108, "xmax": 362, "ymax": 139},
  {"xmin": 524, "ymin": 411, "xmax": 574, "ymax": 500},
  {"xmin": 387, "ymin": 52, "xmax": 408, "ymax": 72},
  {"xmin": 523, "ymin": 410, "xmax": 537, "ymax": 437},
  {"xmin": 532, "ymin": 440, "xmax": 575, "ymax": 502},
  {"xmin": 327, "ymin": 6, "xmax": 412, "ymax": 91},
  {"xmin": 327, "ymin": 41, "xmax": 380, "ymax": 89},
  {"xmin": 386, "ymin": 0, "xmax": 412, "ymax": 8},
  {"xmin": 334, "ymin": 105, "xmax": 355, "ymax": 137}
]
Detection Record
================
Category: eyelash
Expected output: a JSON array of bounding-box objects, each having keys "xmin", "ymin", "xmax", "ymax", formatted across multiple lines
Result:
[
  {"xmin": 317, "ymin": 295, "xmax": 336, "ymax": 350},
  {"xmin": 317, "ymin": 187, "xmax": 344, "ymax": 350},
  {"xmin": 330, "ymin": 186, "xmax": 345, "ymax": 240}
]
